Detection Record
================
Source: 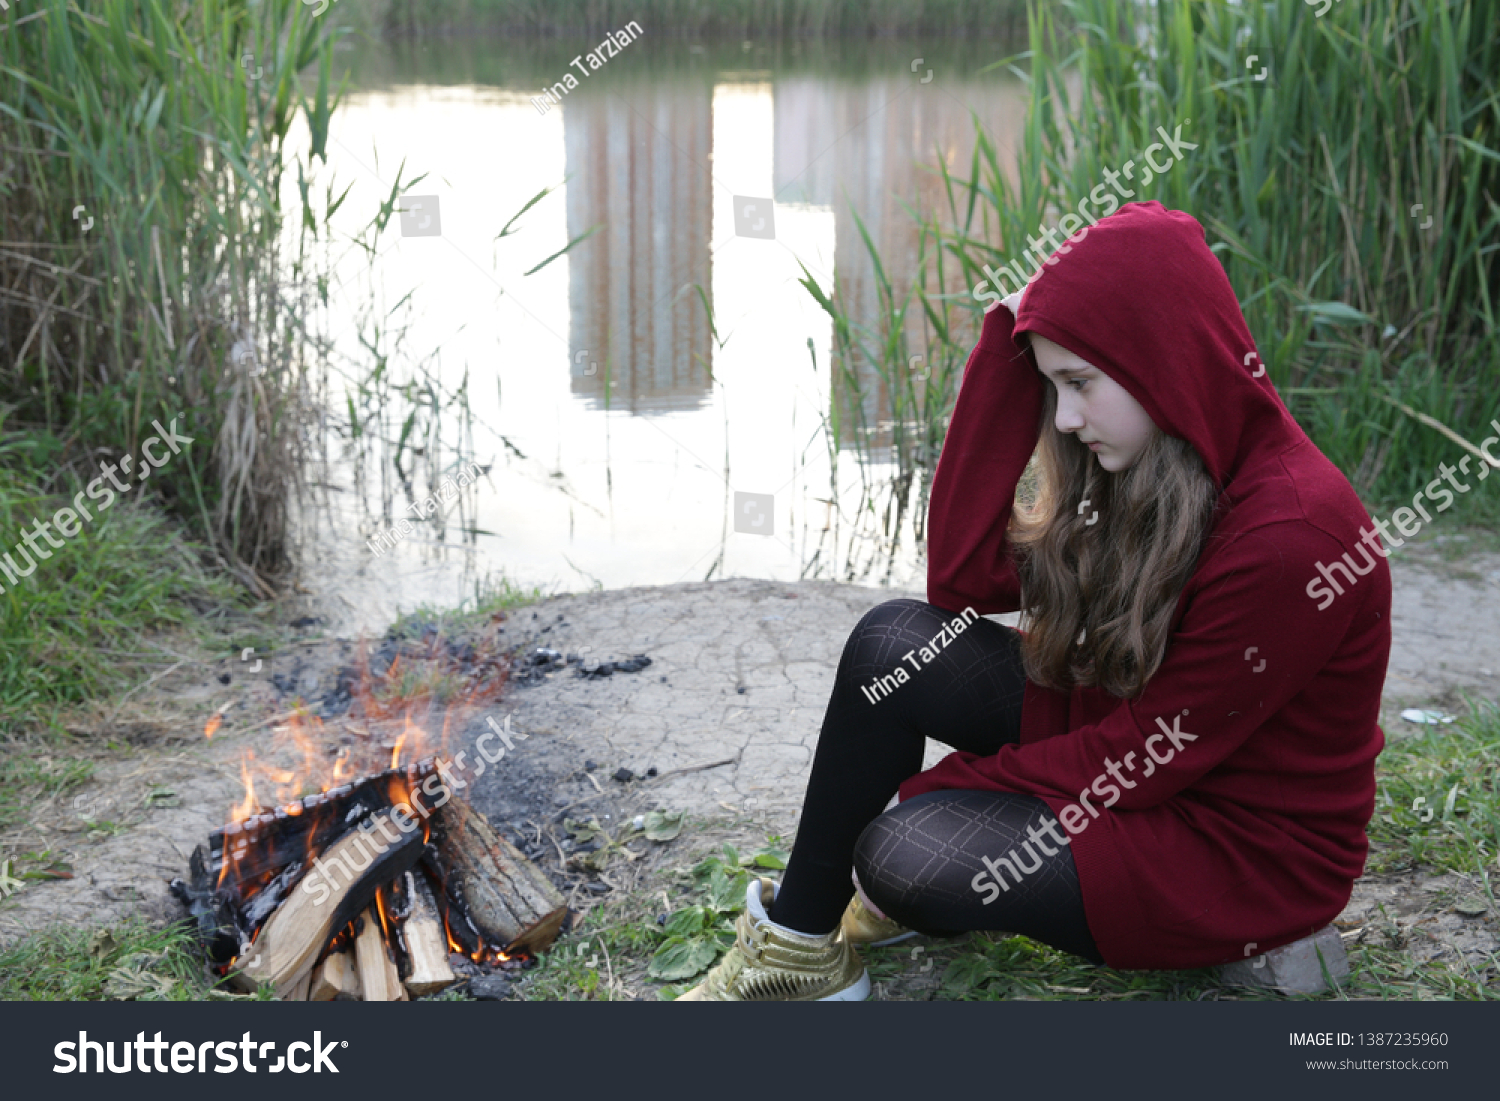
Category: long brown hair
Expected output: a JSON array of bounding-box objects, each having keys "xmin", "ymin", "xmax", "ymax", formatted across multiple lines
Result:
[{"xmin": 1010, "ymin": 381, "xmax": 1220, "ymax": 698}]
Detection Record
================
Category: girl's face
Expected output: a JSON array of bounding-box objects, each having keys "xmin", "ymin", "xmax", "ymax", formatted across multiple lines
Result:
[{"xmin": 1030, "ymin": 334, "xmax": 1156, "ymax": 472}]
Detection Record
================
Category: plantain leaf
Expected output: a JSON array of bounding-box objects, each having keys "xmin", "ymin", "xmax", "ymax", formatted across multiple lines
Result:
[
  {"xmin": 643, "ymin": 809, "xmax": 685, "ymax": 841},
  {"xmin": 647, "ymin": 936, "xmax": 721, "ymax": 981}
]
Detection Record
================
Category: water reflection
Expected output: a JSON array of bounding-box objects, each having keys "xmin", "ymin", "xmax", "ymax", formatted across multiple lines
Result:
[
  {"xmin": 566, "ymin": 85, "xmax": 715, "ymax": 413},
  {"xmin": 773, "ymin": 72, "xmax": 1028, "ymax": 453},
  {"xmin": 295, "ymin": 38, "xmax": 1026, "ymax": 632}
]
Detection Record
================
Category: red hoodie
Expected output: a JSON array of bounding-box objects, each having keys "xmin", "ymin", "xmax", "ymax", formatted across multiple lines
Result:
[{"xmin": 899, "ymin": 202, "xmax": 1390, "ymax": 970}]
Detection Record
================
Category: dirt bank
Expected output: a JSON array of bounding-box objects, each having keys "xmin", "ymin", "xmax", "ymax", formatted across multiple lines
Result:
[{"xmin": 3, "ymin": 557, "xmax": 1497, "ymax": 987}]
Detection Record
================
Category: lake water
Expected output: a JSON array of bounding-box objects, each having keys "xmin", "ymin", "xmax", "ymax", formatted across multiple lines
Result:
[{"xmin": 286, "ymin": 35, "xmax": 1027, "ymax": 634}]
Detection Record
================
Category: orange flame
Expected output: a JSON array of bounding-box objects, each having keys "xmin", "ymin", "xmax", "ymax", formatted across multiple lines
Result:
[
  {"xmin": 214, "ymin": 616, "xmax": 514, "ymax": 860},
  {"xmin": 205, "ymin": 620, "xmax": 527, "ymax": 981},
  {"xmin": 230, "ymin": 753, "xmax": 259, "ymax": 824},
  {"xmin": 375, "ymin": 885, "xmax": 392, "ymax": 942}
]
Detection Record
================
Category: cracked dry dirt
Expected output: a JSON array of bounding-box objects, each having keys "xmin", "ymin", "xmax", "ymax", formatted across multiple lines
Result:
[{"xmin": 4, "ymin": 549, "xmax": 1499, "ymax": 989}]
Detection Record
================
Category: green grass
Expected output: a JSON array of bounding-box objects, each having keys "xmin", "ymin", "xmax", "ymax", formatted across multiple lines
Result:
[
  {"xmin": 517, "ymin": 837, "xmax": 791, "ymax": 1002},
  {"xmin": 0, "ymin": 918, "xmax": 252, "ymax": 1001},
  {"xmin": 1368, "ymin": 694, "xmax": 1500, "ymax": 877},
  {"xmin": 0, "ymin": 428, "xmax": 245, "ymax": 735},
  {"xmin": 0, "ymin": 755, "xmax": 93, "ymax": 833},
  {"xmin": 385, "ymin": 571, "xmax": 552, "ymax": 641}
]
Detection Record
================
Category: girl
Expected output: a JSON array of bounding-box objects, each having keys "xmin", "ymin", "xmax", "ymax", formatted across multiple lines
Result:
[{"xmin": 679, "ymin": 201, "xmax": 1390, "ymax": 1001}]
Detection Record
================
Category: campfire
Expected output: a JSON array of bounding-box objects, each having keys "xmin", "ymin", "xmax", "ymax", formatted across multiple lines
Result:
[{"xmin": 170, "ymin": 629, "xmax": 569, "ymax": 1000}]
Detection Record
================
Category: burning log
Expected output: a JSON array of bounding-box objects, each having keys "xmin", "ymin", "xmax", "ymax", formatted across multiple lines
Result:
[
  {"xmin": 401, "ymin": 872, "xmax": 457, "ymax": 996},
  {"xmin": 431, "ymin": 795, "xmax": 568, "ymax": 956},
  {"xmin": 310, "ymin": 947, "xmax": 361, "ymax": 1001},
  {"xmin": 176, "ymin": 747, "xmax": 570, "ymax": 1001},
  {"xmin": 209, "ymin": 760, "xmax": 443, "ymax": 896},
  {"xmin": 284, "ymin": 971, "xmax": 312, "ymax": 1002},
  {"xmin": 354, "ymin": 904, "xmax": 408, "ymax": 1002},
  {"xmin": 235, "ymin": 807, "xmax": 424, "ymax": 996}
]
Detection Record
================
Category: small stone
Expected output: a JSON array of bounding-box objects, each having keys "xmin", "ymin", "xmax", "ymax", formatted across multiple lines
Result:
[
  {"xmin": 1217, "ymin": 925, "xmax": 1350, "ymax": 994},
  {"xmin": 613, "ymin": 768, "xmax": 634, "ymax": 783},
  {"xmin": 585, "ymin": 881, "xmax": 610, "ymax": 894},
  {"xmin": 736, "ymin": 686, "xmax": 746, "ymax": 694},
  {"xmin": 218, "ymin": 672, "xmax": 232, "ymax": 685},
  {"xmin": 646, "ymin": 767, "xmax": 658, "ymax": 778},
  {"xmin": 584, "ymin": 759, "xmax": 597, "ymax": 772},
  {"xmin": 660, "ymin": 675, "xmax": 667, "ymax": 683},
  {"xmin": 467, "ymin": 975, "xmax": 512, "ymax": 1000}
]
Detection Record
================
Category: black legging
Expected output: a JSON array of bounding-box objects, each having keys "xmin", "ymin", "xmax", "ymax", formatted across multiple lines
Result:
[{"xmin": 769, "ymin": 598, "xmax": 1103, "ymax": 964}]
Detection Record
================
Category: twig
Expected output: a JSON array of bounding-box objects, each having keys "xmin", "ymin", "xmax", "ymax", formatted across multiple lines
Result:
[
  {"xmin": 643, "ymin": 755, "xmax": 739, "ymax": 784},
  {"xmin": 550, "ymin": 790, "xmax": 610, "ymax": 817},
  {"xmin": 598, "ymin": 934, "xmax": 616, "ymax": 998},
  {"xmin": 1381, "ymin": 395, "xmax": 1500, "ymax": 469},
  {"xmin": 548, "ymin": 755, "xmax": 740, "ymax": 817},
  {"xmin": 545, "ymin": 827, "xmax": 568, "ymax": 866},
  {"xmin": 151, "ymin": 224, "xmax": 174, "ymax": 350},
  {"xmin": 227, "ymin": 708, "xmax": 309, "ymax": 736},
  {"xmin": 105, "ymin": 659, "xmax": 186, "ymax": 728}
]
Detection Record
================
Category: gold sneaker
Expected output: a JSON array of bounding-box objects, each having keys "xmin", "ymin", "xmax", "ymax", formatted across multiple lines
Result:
[
  {"xmin": 841, "ymin": 888, "xmax": 918, "ymax": 947},
  {"xmin": 676, "ymin": 878, "xmax": 870, "ymax": 1001}
]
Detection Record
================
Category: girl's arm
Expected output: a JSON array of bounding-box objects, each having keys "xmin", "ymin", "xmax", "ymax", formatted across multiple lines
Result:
[
  {"xmin": 905, "ymin": 522, "xmax": 1383, "ymax": 809},
  {"xmin": 926, "ymin": 300, "xmax": 1045, "ymax": 615}
]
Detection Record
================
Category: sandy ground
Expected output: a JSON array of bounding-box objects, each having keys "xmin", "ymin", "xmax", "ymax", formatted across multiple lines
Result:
[{"xmin": 3, "ymin": 546, "xmax": 1498, "ymax": 985}]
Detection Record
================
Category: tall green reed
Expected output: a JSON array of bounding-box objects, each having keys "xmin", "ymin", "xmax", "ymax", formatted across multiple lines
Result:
[
  {"xmin": 0, "ymin": 0, "xmax": 342, "ymax": 591},
  {"xmin": 807, "ymin": 0, "xmax": 1500, "ymax": 522},
  {"xmin": 371, "ymin": 0, "xmax": 1027, "ymax": 39}
]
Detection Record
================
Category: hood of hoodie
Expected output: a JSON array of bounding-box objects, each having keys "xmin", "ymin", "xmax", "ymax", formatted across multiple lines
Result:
[{"xmin": 1012, "ymin": 201, "xmax": 1305, "ymax": 496}]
